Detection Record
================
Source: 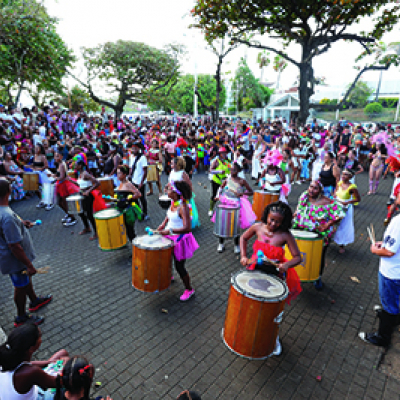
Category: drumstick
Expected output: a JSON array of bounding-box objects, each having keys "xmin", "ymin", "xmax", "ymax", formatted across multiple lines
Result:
[
  {"xmin": 22, "ymin": 266, "xmax": 50, "ymax": 275},
  {"xmin": 367, "ymin": 227, "xmax": 375, "ymax": 245},
  {"xmin": 370, "ymin": 223, "xmax": 376, "ymax": 244},
  {"xmin": 246, "ymin": 256, "xmax": 280, "ymax": 268}
]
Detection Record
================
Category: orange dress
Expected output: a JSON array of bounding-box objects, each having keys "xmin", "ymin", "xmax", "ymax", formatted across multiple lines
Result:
[{"xmin": 248, "ymin": 240, "xmax": 302, "ymax": 305}]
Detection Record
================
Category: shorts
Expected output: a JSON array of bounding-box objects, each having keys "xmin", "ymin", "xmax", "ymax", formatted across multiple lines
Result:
[
  {"xmin": 379, "ymin": 272, "xmax": 400, "ymax": 315},
  {"xmin": 10, "ymin": 271, "xmax": 30, "ymax": 288}
]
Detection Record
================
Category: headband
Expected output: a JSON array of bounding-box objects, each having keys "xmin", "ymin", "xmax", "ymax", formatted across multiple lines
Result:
[
  {"xmin": 316, "ymin": 180, "xmax": 324, "ymax": 190},
  {"xmin": 170, "ymin": 181, "xmax": 182, "ymax": 196}
]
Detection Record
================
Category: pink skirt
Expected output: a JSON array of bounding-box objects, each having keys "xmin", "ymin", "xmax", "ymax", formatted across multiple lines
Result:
[
  {"xmin": 211, "ymin": 194, "xmax": 256, "ymax": 230},
  {"xmin": 165, "ymin": 233, "xmax": 199, "ymax": 261}
]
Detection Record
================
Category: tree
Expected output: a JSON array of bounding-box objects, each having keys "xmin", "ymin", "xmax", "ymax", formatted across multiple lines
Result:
[
  {"xmin": 257, "ymin": 51, "xmax": 270, "ymax": 81},
  {"xmin": 194, "ymin": 38, "xmax": 238, "ymax": 121},
  {"xmin": 346, "ymin": 81, "xmax": 374, "ymax": 108},
  {"xmin": 148, "ymin": 74, "xmax": 226, "ymax": 115},
  {"xmin": 272, "ymin": 55, "xmax": 288, "ymax": 90},
  {"xmin": 232, "ymin": 58, "xmax": 273, "ymax": 111},
  {"xmin": 73, "ymin": 41, "xmax": 183, "ymax": 121},
  {"xmin": 0, "ymin": 0, "xmax": 75, "ymax": 106},
  {"xmin": 56, "ymin": 85, "xmax": 100, "ymax": 113},
  {"xmin": 191, "ymin": 0, "xmax": 400, "ymax": 125}
]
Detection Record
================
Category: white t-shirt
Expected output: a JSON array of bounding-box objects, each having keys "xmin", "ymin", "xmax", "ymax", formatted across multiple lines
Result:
[
  {"xmin": 33, "ymin": 134, "xmax": 42, "ymax": 147},
  {"xmin": 380, "ymin": 214, "xmax": 400, "ymax": 280},
  {"xmin": 129, "ymin": 154, "xmax": 148, "ymax": 185},
  {"xmin": 39, "ymin": 126, "xmax": 46, "ymax": 140}
]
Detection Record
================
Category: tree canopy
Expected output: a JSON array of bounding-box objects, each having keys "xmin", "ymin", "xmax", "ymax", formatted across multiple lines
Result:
[
  {"xmin": 56, "ymin": 85, "xmax": 101, "ymax": 113},
  {"xmin": 346, "ymin": 81, "xmax": 374, "ymax": 108},
  {"xmin": 191, "ymin": 0, "xmax": 400, "ymax": 125},
  {"xmin": 148, "ymin": 74, "xmax": 226, "ymax": 115},
  {"xmin": 232, "ymin": 58, "xmax": 273, "ymax": 111},
  {"xmin": 76, "ymin": 40, "xmax": 183, "ymax": 120},
  {"xmin": 0, "ymin": 0, "xmax": 75, "ymax": 106}
]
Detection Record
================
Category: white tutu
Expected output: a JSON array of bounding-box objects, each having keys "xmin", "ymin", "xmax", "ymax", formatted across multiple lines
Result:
[{"xmin": 334, "ymin": 205, "xmax": 354, "ymax": 246}]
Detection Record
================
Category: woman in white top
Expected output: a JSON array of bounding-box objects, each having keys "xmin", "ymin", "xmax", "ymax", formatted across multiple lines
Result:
[
  {"xmin": 157, "ymin": 181, "xmax": 199, "ymax": 301},
  {"xmin": 251, "ymin": 135, "xmax": 266, "ymax": 182},
  {"xmin": 0, "ymin": 323, "xmax": 69, "ymax": 400}
]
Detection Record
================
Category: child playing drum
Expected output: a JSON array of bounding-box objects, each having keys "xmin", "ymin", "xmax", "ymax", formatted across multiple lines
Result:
[
  {"xmin": 240, "ymin": 201, "xmax": 302, "ymax": 355},
  {"xmin": 157, "ymin": 181, "xmax": 199, "ymax": 301}
]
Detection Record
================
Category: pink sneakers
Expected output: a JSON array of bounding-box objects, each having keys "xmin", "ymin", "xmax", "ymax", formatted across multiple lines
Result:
[{"xmin": 180, "ymin": 289, "xmax": 195, "ymax": 301}]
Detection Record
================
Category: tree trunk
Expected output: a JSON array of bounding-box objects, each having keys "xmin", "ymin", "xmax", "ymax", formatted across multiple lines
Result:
[
  {"xmin": 375, "ymin": 70, "xmax": 383, "ymax": 102},
  {"xmin": 13, "ymin": 82, "xmax": 25, "ymax": 108},
  {"xmin": 297, "ymin": 46, "xmax": 314, "ymax": 126}
]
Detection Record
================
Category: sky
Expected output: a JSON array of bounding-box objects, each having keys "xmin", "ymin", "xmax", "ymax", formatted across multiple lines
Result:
[{"xmin": 31, "ymin": 0, "xmax": 400, "ymax": 104}]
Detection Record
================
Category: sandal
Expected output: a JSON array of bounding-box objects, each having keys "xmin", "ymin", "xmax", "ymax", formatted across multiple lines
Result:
[
  {"xmin": 89, "ymin": 235, "xmax": 98, "ymax": 241},
  {"xmin": 79, "ymin": 229, "xmax": 91, "ymax": 235},
  {"xmin": 147, "ymin": 192, "xmax": 153, "ymax": 196}
]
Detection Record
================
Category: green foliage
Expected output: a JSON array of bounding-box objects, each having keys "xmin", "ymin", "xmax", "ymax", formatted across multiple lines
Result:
[
  {"xmin": 0, "ymin": 0, "xmax": 75, "ymax": 105},
  {"xmin": 364, "ymin": 102, "xmax": 383, "ymax": 115},
  {"xmin": 346, "ymin": 81, "xmax": 374, "ymax": 108},
  {"xmin": 228, "ymin": 106, "xmax": 236, "ymax": 114},
  {"xmin": 378, "ymin": 97, "xmax": 399, "ymax": 108},
  {"xmin": 57, "ymin": 86, "xmax": 100, "ymax": 113},
  {"xmin": 319, "ymin": 98, "xmax": 331, "ymax": 105},
  {"xmin": 232, "ymin": 58, "xmax": 273, "ymax": 111},
  {"xmin": 81, "ymin": 40, "xmax": 182, "ymax": 118},
  {"xmin": 147, "ymin": 74, "xmax": 226, "ymax": 115}
]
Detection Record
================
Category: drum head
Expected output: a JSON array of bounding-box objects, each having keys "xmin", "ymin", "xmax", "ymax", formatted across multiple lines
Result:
[
  {"xmin": 291, "ymin": 229, "xmax": 318, "ymax": 239},
  {"xmin": 159, "ymin": 195, "xmax": 170, "ymax": 202},
  {"xmin": 232, "ymin": 270, "xmax": 288, "ymax": 302},
  {"xmin": 94, "ymin": 208, "xmax": 121, "ymax": 219},
  {"xmin": 67, "ymin": 194, "xmax": 84, "ymax": 201},
  {"xmin": 99, "ymin": 177, "xmax": 113, "ymax": 182},
  {"xmin": 133, "ymin": 235, "xmax": 173, "ymax": 249}
]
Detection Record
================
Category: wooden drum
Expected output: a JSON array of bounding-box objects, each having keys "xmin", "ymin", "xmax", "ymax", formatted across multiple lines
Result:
[
  {"xmin": 284, "ymin": 229, "xmax": 323, "ymax": 282},
  {"xmin": 147, "ymin": 164, "xmax": 158, "ymax": 182},
  {"xmin": 67, "ymin": 170, "xmax": 76, "ymax": 179},
  {"xmin": 252, "ymin": 191, "xmax": 280, "ymax": 221},
  {"xmin": 23, "ymin": 172, "xmax": 39, "ymax": 191},
  {"xmin": 223, "ymin": 270, "xmax": 288, "ymax": 359},
  {"xmin": 132, "ymin": 235, "xmax": 174, "ymax": 293},
  {"xmin": 98, "ymin": 177, "xmax": 114, "ymax": 198},
  {"xmin": 94, "ymin": 208, "xmax": 127, "ymax": 251},
  {"xmin": 66, "ymin": 194, "xmax": 84, "ymax": 215}
]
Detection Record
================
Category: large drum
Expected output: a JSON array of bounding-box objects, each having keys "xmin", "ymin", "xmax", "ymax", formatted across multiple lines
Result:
[
  {"xmin": 147, "ymin": 164, "xmax": 158, "ymax": 182},
  {"xmin": 213, "ymin": 201, "xmax": 240, "ymax": 238},
  {"xmin": 132, "ymin": 235, "xmax": 174, "ymax": 293},
  {"xmin": 158, "ymin": 194, "xmax": 171, "ymax": 210},
  {"xmin": 42, "ymin": 183, "xmax": 56, "ymax": 205},
  {"xmin": 284, "ymin": 229, "xmax": 323, "ymax": 282},
  {"xmin": 223, "ymin": 270, "xmax": 288, "ymax": 359},
  {"xmin": 67, "ymin": 170, "xmax": 76, "ymax": 179},
  {"xmin": 252, "ymin": 191, "xmax": 280, "ymax": 221},
  {"xmin": 66, "ymin": 194, "xmax": 84, "ymax": 215},
  {"xmin": 94, "ymin": 208, "xmax": 127, "ymax": 251},
  {"xmin": 23, "ymin": 172, "xmax": 39, "ymax": 191},
  {"xmin": 98, "ymin": 177, "xmax": 114, "ymax": 198}
]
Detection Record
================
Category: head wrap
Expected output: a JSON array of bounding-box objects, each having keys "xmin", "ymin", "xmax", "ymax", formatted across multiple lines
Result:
[{"xmin": 263, "ymin": 150, "xmax": 283, "ymax": 166}]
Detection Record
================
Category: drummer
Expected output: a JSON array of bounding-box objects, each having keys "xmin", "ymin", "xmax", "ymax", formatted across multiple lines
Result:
[
  {"xmin": 146, "ymin": 138, "xmax": 162, "ymax": 196},
  {"xmin": 212, "ymin": 162, "xmax": 255, "ymax": 254},
  {"xmin": 240, "ymin": 201, "xmax": 302, "ymax": 355},
  {"xmin": 116, "ymin": 165, "xmax": 142, "ymax": 242},
  {"xmin": 72, "ymin": 158, "xmax": 101, "ymax": 240},
  {"xmin": 157, "ymin": 181, "xmax": 199, "ymax": 302},
  {"xmin": 53, "ymin": 151, "xmax": 79, "ymax": 227},
  {"xmin": 259, "ymin": 150, "xmax": 285, "ymax": 194},
  {"xmin": 293, "ymin": 181, "xmax": 345, "ymax": 290},
  {"xmin": 209, "ymin": 147, "xmax": 231, "ymax": 217}
]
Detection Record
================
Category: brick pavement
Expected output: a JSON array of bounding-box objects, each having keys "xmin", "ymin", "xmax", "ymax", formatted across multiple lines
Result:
[{"xmin": 1, "ymin": 171, "xmax": 400, "ymax": 400}]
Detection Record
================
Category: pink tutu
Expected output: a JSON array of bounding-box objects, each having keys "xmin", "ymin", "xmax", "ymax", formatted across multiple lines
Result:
[
  {"xmin": 166, "ymin": 233, "xmax": 199, "ymax": 261},
  {"xmin": 211, "ymin": 194, "xmax": 256, "ymax": 229},
  {"xmin": 281, "ymin": 183, "xmax": 291, "ymax": 197}
]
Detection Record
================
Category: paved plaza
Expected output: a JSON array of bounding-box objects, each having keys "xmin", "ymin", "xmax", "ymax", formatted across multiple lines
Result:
[{"xmin": 1, "ymin": 171, "xmax": 400, "ymax": 400}]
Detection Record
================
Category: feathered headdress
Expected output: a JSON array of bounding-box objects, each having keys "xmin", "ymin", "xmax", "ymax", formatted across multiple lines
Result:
[
  {"xmin": 71, "ymin": 153, "xmax": 87, "ymax": 170},
  {"xmin": 370, "ymin": 131, "xmax": 396, "ymax": 156},
  {"xmin": 263, "ymin": 150, "xmax": 283, "ymax": 166}
]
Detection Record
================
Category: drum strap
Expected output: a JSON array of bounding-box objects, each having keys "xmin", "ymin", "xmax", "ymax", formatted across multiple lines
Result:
[{"xmin": 130, "ymin": 153, "xmax": 144, "ymax": 179}]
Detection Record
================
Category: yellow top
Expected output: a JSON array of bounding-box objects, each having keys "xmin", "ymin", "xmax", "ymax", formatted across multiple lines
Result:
[{"xmin": 336, "ymin": 181, "xmax": 357, "ymax": 202}]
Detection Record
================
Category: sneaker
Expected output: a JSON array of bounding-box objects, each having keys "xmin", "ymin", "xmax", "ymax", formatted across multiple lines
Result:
[
  {"xmin": 61, "ymin": 214, "xmax": 69, "ymax": 223},
  {"xmin": 384, "ymin": 218, "xmax": 390, "ymax": 226},
  {"xmin": 14, "ymin": 314, "xmax": 44, "ymax": 327},
  {"xmin": 358, "ymin": 331, "xmax": 388, "ymax": 347},
  {"xmin": 143, "ymin": 215, "xmax": 150, "ymax": 221},
  {"xmin": 373, "ymin": 305, "xmax": 382, "ymax": 313},
  {"xmin": 180, "ymin": 289, "xmax": 195, "ymax": 301},
  {"xmin": 63, "ymin": 218, "xmax": 77, "ymax": 227},
  {"xmin": 208, "ymin": 210, "xmax": 213, "ymax": 217},
  {"xmin": 314, "ymin": 278, "xmax": 324, "ymax": 291},
  {"xmin": 296, "ymin": 181, "xmax": 302, "ymax": 185},
  {"xmin": 171, "ymin": 275, "xmax": 175, "ymax": 282},
  {"xmin": 217, "ymin": 243, "xmax": 225, "ymax": 253},
  {"xmin": 272, "ymin": 336, "xmax": 282, "ymax": 356},
  {"xmin": 29, "ymin": 295, "xmax": 53, "ymax": 312},
  {"xmin": 36, "ymin": 202, "xmax": 45, "ymax": 209},
  {"xmin": 234, "ymin": 245, "xmax": 240, "ymax": 254},
  {"xmin": 45, "ymin": 204, "xmax": 55, "ymax": 211}
]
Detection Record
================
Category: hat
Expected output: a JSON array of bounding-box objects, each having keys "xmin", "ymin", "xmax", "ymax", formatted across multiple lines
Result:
[
  {"xmin": 176, "ymin": 138, "xmax": 188, "ymax": 148},
  {"xmin": 219, "ymin": 147, "xmax": 228, "ymax": 153}
]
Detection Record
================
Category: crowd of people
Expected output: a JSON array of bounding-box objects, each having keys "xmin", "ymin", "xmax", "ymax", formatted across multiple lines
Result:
[{"xmin": 1, "ymin": 101, "xmax": 400, "ymax": 399}]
